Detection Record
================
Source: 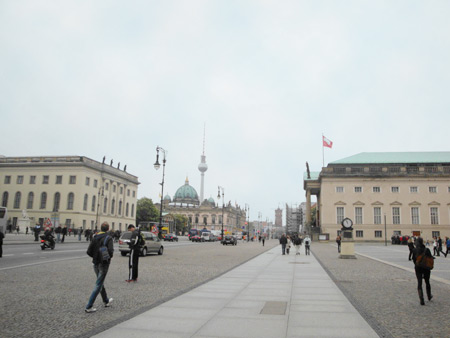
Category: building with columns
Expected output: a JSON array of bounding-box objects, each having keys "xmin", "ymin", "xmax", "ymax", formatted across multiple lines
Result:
[
  {"xmin": 304, "ymin": 152, "xmax": 450, "ymax": 241},
  {"xmin": 0, "ymin": 156, "xmax": 139, "ymax": 231}
]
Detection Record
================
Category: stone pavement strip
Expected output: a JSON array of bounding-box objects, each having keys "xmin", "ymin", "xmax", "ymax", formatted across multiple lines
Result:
[{"xmin": 93, "ymin": 246, "xmax": 378, "ymax": 338}]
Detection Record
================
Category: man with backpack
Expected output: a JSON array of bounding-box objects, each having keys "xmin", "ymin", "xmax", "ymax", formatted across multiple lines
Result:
[{"xmin": 85, "ymin": 222, "xmax": 114, "ymax": 313}]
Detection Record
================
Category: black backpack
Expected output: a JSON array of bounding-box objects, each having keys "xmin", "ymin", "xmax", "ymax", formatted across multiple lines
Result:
[{"xmin": 98, "ymin": 236, "xmax": 111, "ymax": 263}]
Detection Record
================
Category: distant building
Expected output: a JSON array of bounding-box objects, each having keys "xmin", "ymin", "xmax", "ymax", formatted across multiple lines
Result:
[
  {"xmin": 304, "ymin": 152, "xmax": 450, "ymax": 241},
  {"xmin": 0, "ymin": 156, "xmax": 139, "ymax": 231},
  {"xmin": 275, "ymin": 207, "xmax": 283, "ymax": 227},
  {"xmin": 285, "ymin": 203, "xmax": 303, "ymax": 234}
]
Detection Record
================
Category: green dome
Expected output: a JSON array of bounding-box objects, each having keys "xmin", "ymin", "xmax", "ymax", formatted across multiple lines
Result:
[
  {"xmin": 173, "ymin": 178, "xmax": 199, "ymax": 205},
  {"xmin": 164, "ymin": 194, "xmax": 171, "ymax": 202},
  {"xmin": 208, "ymin": 197, "xmax": 215, "ymax": 204}
]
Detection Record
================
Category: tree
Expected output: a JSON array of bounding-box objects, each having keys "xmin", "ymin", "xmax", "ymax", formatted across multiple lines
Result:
[{"xmin": 136, "ymin": 197, "xmax": 159, "ymax": 226}]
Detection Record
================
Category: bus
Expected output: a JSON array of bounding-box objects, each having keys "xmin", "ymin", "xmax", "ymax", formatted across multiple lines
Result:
[{"xmin": 0, "ymin": 207, "xmax": 7, "ymax": 233}]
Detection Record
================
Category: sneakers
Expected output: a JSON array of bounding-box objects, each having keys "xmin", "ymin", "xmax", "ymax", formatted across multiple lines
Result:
[
  {"xmin": 85, "ymin": 307, "xmax": 97, "ymax": 313},
  {"xmin": 125, "ymin": 279, "xmax": 137, "ymax": 283},
  {"xmin": 105, "ymin": 298, "xmax": 113, "ymax": 307}
]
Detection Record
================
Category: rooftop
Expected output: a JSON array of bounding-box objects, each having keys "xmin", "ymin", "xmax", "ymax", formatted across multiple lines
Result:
[{"xmin": 330, "ymin": 152, "xmax": 450, "ymax": 165}]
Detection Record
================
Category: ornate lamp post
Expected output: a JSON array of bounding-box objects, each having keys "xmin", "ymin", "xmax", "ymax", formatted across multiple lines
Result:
[
  {"xmin": 245, "ymin": 204, "xmax": 250, "ymax": 242},
  {"xmin": 154, "ymin": 146, "xmax": 167, "ymax": 240},
  {"xmin": 95, "ymin": 186, "xmax": 104, "ymax": 229},
  {"xmin": 217, "ymin": 186, "xmax": 225, "ymax": 240}
]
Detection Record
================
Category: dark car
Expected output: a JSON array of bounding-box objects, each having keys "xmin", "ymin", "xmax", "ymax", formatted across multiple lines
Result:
[
  {"xmin": 164, "ymin": 233, "xmax": 178, "ymax": 242},
  {"xmin": 191, "ymin": 235, "xmax": 204, "ymax": 242},
  {"xmin": 222, "ymin": 235, "xmax": 237, "ymax": 246}
]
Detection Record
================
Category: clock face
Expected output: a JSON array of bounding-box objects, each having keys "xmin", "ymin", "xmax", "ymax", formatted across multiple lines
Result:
[{"xmin": 342, "ymin": 218, "xmax": 353, "ymax": 228}]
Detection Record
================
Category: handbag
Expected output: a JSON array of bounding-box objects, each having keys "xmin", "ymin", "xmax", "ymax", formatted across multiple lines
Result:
[{"xmin": 416, "ymin": 251, "xmax": 434, "ymax": 270}]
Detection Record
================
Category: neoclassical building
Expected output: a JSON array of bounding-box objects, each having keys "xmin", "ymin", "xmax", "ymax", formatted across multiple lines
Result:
[
  {"xmin": 157, "ymin": 177, "xmax": 246, "ymax": 234},
  {"xmin": 304, "ymin": 152, "xmax": 450, "ymax": 241},
  {"xmin": 0, "ymin": 156, "xmax": 139, "ymax": 231}
]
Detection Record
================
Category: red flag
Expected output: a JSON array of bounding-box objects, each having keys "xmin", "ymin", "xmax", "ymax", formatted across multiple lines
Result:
[{"xmin": 323, "ymin": 135, "xmax": 333, "ymax": 148}]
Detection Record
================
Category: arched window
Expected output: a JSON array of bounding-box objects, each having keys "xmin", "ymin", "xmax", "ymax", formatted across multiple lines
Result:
[
  {"xmin": 126, "ymin": 203, "xmax": 129, "ymax": 217},
  {"xmin": 131, "ymin": 204, "xmax": 135, "ymax": 218},
  {"xmin": 2, "ymin": 191, "xmax": 8, "ymax": 207},
  {"xmin": 195, "ymin": 215, "xmax": 199, "ymax": 224},
  {"xmin": 103, "ymin": 197, "xmax": 108, "ymax": 214},
  {"xmin": 40, "ymin": 192, "xmax": 47, "ymax": 209},
  {"xmin": 27, "ymin": 192, "xmax": 34, "ymax": 209},
  {"xmin": 111, "ymin": 199, "xmax": 115, "ymax": 214},
  {"xmin": 14, "ymin": 192, "xmax": 21, "ymax": 209},
  {"xmin": 83, "ymin": 194, "xmax": 88, "ymax": 211},
  {"xmin": 91, "ymin": 195, "xmax": 96, "ymax": 212},
  {"xmin": 67, "ymin": 193, "xmax": 74, "ymax": 210},
  {"xmin": 53, "ymin": 192, "xmax": 61, "ymax": 212},
  {"xmin": 118, "ymin": 200, "xmax": 122, "ymax": 215}
]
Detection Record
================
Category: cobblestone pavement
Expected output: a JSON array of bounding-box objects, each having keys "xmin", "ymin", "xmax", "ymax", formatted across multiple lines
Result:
[
  {"xmin": 0, "ymin": 240, "xmax": 277, "ymax": 338},
  {"xmin": 312, "ymin": 243, "xmax": 450, "ymax": 338}
]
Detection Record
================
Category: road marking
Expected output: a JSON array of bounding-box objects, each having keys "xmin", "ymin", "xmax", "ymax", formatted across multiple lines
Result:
[
  {"xmin": 0, "ymin": 256, "xmax": 88, "ymax": 271},
  {"xmin": 2, "ymin": 254, "xmax": 14, "ymax": 257},
  {"xmin": 23, "ymin": 253, "xmax": 34, "ymax": 255}
]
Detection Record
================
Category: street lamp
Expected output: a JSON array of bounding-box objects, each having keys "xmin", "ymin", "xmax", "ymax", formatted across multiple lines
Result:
[
  {"xmin": 245, "ymin": 204, "xmax": 250, "ymax": 242},
  {"xmin": 95, "ymin": 186, "xmax": 104, "ymax": 230},
  {"xmin": 217, "ymin": 186, "xmax": 225, "ymax": 240},
  {"xmin": 154, "ymin": 146, "xmax": 167, "ymax": 240}
]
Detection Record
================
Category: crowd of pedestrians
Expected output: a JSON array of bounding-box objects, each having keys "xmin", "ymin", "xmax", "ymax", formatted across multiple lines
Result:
[{"xmin": 279, "ymin": 233, "xmax": 311, "ymax": 256}]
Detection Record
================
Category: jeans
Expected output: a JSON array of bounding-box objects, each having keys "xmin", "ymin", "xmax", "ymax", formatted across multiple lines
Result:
[
  {"xmin": 281, "ymin": 244, "xmax": 286, "ymax": 254},
  {"xmin": 86, "ymin": 263, "xmax": 109, "ymax": 309}
]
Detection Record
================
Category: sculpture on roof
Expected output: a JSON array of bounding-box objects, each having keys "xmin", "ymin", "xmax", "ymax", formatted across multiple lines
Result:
[{"xmin": 306, "ymin": 162, "xmax": 311, "ymax": 179}]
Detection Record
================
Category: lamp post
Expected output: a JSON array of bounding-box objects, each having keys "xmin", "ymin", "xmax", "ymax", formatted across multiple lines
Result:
[
  {"xmin": 384, "ymin": 213, "xmax": 387, "ymax": 246},
  {"xmin": 95, "ymin": 186, "xmax": 104, "ymax": 229},
  {"xmin": 217, "ymin": 186, "xmax": 225, "ymax": 240},
  {"xmin": 154, "ymin": 146, "xmax": 167, "ymax": 240},
  {"xmin": 245, "ymin": 204, "xmax": 250, "ymax": 242}
]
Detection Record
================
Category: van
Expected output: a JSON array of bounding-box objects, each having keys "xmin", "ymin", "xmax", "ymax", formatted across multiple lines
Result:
[{"xmin": 201, "ymin": 232, "xmax": 211, "ymax": 242}]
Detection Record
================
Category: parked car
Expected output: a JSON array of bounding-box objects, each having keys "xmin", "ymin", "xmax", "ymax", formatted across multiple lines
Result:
[
  {"xmin": 119, "ymin": 231, "xmax": 164, "ymax": 256},
  {"xmin": 164, "ymin": 233, "xmax": 178, "ymax": 242},
  {"xmin": 201, "ymin": 231, "xmax": 216, "ymax": 242},
  {"xmin": 222, "ymin": 235, "xmax": 237, "ymax": 246},
  {"xmin": 191, "ymin": 234, "xmax": 204, "ymax": 242}
]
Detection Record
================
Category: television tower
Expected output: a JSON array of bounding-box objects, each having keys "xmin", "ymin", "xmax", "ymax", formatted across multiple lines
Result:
[{"xmin": 198, "ymin": 126, "xmax": 208, "ymax": 203}]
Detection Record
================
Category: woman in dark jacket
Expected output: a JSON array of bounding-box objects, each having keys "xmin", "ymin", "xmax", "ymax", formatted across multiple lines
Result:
[
  {"xmin": 412, "ymin": 237, "xmax": 433, "ymax": 305},
  {"xmin": 407, "ymin": 238, "xmax": 415, "ymax": 261}
]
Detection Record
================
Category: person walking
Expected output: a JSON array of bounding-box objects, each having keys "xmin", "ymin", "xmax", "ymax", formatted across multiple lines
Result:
[
  {"xmin": 279, "ymin": 234, "xmax": 287, "ymax": 255},
  {"xmin": 0, "ymin": 229, "xmax": 4, "ymax": 257},
  {"xmin": 55, "ymin": 225, "xmax": 62, "ymax": 243},
  {"xmin": 61, "ymin": 226, "xmax": 67, "ymax": 243},
  {"xmin": 26, "ymin": 226, "xmax": 29, "ymax": 235},
  {"xmin": 438, "ymin": 237, "xmax": 445, "ymax": 257},
  {"xmin": 294, "ymin": 236, "xmax": 301, "ymax": 255},
  {"xmin": 286, "ymin": 236, "xmax": 292, "ymax": 255},
  {"xmin": 304, "ymin": 236, "xmax": 311, "ymax": 255},
  {"xmin": 412, "ymin": 237, "xmax": 434, "ymax": 305},
  {"xmin": 126, "ymin": 224, "xmax": 141, "ymax": 282},
  {"xmin": 78, "ymin": 227, "xmax": 83, "ymax": 241},
  {"xmin": 85, "ymin": 222, "xmax": 114, "ymax": 313},
  {"xmin": 408, "ymin": 237, "xmax": 415, "ymax": 261},
  {"xmin": 262, "ymin": 234, "xmax": 265, "ymax": 246},
  {"xmin": 433, "ymin": 237, "xmax": 438, "ymax": 256},
  {"xmin": 336, "ymin": 235, "xmax": 341, "ymax": 253},
  {"xmin": 445, "ymin": 237, "xmax": 450, "ymax": 258},
  {"xmin": 34, "ymin": 224, "xmax": 41, "ymax": 241}
]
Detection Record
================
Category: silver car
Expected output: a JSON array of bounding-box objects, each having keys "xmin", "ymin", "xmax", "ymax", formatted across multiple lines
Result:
[{"xmin": 119, "ymin": 231, "xmax": 164, "ymax": 256}]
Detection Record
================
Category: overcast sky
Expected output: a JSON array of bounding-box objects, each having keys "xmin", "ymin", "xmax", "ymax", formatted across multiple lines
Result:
[{"xmin": 1, "ymin": 1, "xmax": 450, "ymax": 224}]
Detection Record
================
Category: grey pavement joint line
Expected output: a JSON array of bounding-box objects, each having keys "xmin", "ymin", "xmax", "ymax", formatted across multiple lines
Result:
[{"xmin": 0, "ymin": 255, "xmax": 87, "ymax": 271}]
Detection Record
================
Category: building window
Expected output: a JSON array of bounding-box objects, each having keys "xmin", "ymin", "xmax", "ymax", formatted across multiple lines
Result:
[
  {"xmin": 411, "ymin": 207, "xmax": 420, "ymax": 225},
  {"xmin": 53, "ymin": 192, "xmax": 61, "ymax": 212},
  {"xmin": 4, "ymin": 176, "xmax": 11, "ymax": 184},
  {"xmin": 30, "ymin": 176, "xmax": 36, "ymax": 184},
  {"xmin": 105, "ymin": 183, "xmax": 109, "ymax": 191},
  {"xmin": 17, "ymin": 175, "xmax": 24, "ymax": 184},
  {"xmin": 219, "ymin": 215, "xmax": 223, "ymax": 224},
  {"xmin": 430, "ymin": 207, "xmax": 439, "ymax": 225},
  {"xmin": 91, "ymin": 195, "xmax": 96, "ymax": 212},
  {"xmin": 83, "ymin": 194, "xmax": 88, "ymax": 211},
  {"xmin": 336, "ymin": 207, "xmax": 344, "ymax": 224},
  {"xmin": 131, "ymin": 204, "xmax": 135, "ymax": 218},
  {"xmin": 14, "ymin": 192, "xmax": 21, "ymax": 209},
  {"xmin": 103, "ymin": 198, "xmax": 108, "ymax": 213},
  {"xmin": 83, "ymin": 220, "xmax": 86, "ymax": 229},
  {"xmin": 40, "ymin": 192, "xmax": 47, "ymax": 209},
  {"xmin": 429, "ymin": 186, "xmax": 437, "ymax": 193},
  {"xmin": 43, "ymin": 175, "xmax": 49, "ymax": 184},
  {"xmin": 56, "ymin": 176, "xmax": 62, "ymax": 184},
  {"xmin": 126, "ymin": 203, "xmax": 129, "ymax": 217},
  {"xmin": 373, "ymin": 187, "xmax": 380, "ymax": 193},
  {"xmin": 410, "ymin": 186, "xmax": 418, "ymax": 193},
  {"xmin": 111, "ymin": 199, "xmax": 115, "ymax": 214},
  {"xmin": 2, "ymin": 192, "xmax": 8, "ymax": 207},
  {"xmin": 392, "ymin": 207, "xmax": 400, "ymax": 225},
  {"xmin": 65, "ymin": 219, "xmax": 72, "ymax": 227},
  {"xmin": 355, "ymin": 207, "xmax": 363, "ymax": 224},
  {"xmin": 27, "ymin": 192, "xmax": 34, "ymax": 209},
  {"xmin": 356, "ymin": 230, "xmax": 363, "ymax": 238},
  {"xmin": 69, "ymin": 176, "xmax": 76, "ymax": 184},
  {"xmin": 432, "ymin": 231, "xmax": 440, "ymax": 238},
  {"xmin": 127, "ymin": 189, "xmax": 130, "ymax": 196},
  {"xmin": 354, "ymin": 187, "xmax": 362, "ymax": 193},
  {"xmin": 94, "ymin": 179, "xmax": 98, "ymax": 188},
  {"xmin": 212, "ymin": 215, "xmax": 216, "ymax": 224},
  {"xmin": 113, "ymin": 185, "xmax": 116, "ymax": 193},
  {"xmin": 85, "ymin": 177, "xmax": 90, "ymax": 186},
  {"xmin": 336, "ymin": 187, "xmax": 344, "ymax": 193},
  {"xmin": 118, "ymin": 200, "xmax": 122, "ymax": 215},
  {"xmin": 391, "ymin": 187, "xmax": 399, "ymax": 193},
  {"xmin": 132, "ymin": 191, "xmax": 136, "ymax": 198},
  {"xmin": 203, "ymin": 216, "xmax": 207, "ymax": 225},
  {"xmin": 375, "ymin": 231, "xmax": 382, "ymax": 238},
  {"xmin": 195, "ymin": 216, "xmax": 199, "ymax": 224},
  {"xmin": 120, "ymin": 187, "xmax": 123, "ymax": 194},
  {"xmin": 374, "ymin": 207, "xmax": 382, "ymax": 225}
]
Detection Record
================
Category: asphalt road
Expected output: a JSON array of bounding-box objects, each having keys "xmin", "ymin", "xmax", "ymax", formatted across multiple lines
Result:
[{"xmin": 0, "ymin": 238, "xmax": 277, "ymax": 338}]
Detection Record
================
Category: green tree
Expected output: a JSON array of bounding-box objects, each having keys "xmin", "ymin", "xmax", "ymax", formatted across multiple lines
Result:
[
  {"xmin": 173, "ymin": 214, "xmax": 188, "ymax": 235},
  {"xmin": 136, "ymin": 197, "xmax": 159, "ymax": 226}
]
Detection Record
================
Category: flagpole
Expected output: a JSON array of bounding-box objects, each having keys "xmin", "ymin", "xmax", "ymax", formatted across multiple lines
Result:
[{"xmin": 322, "ymin": 134, "xmax": 324, "ymax": 168}]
